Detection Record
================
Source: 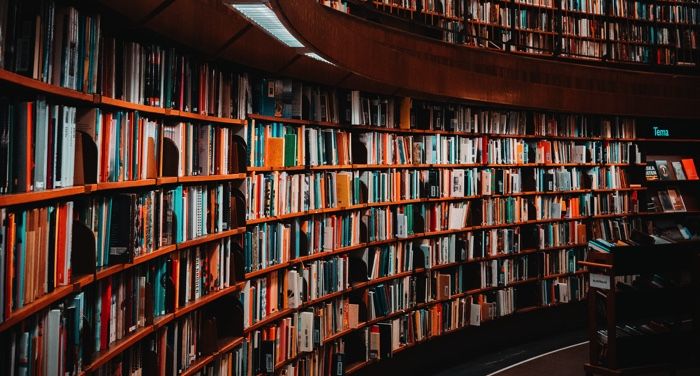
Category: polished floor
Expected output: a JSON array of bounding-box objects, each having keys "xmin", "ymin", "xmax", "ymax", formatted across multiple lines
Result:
[{"xmin": 431, "ymin": 331, "xmax": 699, "ymax": 376}]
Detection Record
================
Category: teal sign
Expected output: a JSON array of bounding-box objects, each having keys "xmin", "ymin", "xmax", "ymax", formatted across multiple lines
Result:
[{"xmin": 653, "ymin": 126, "xmax": 670, "ymax": 137}]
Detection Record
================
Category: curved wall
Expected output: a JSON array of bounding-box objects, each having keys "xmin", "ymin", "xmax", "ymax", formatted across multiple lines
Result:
[{"xmin": 273, "ymin": 0, "xmax": 700, "ymax": 119}]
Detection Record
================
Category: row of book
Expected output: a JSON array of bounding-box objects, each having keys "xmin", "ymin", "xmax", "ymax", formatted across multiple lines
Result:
[
  {"xmin": 78, "ymin": 183, "xmax": 243, "ymax": 267},
  {"xmin": 255, "ymin": 79, "xmax": 343, "ymax": 123},
  {"xmin": 0, "ymin": 0, "xmax": 101, "ymax": 92},
  {"xmin": 237, "ymin": 278, "xmax": 586, "ymax": 372},
  {"xmin": 0, "ymin": 100, "xmax": 78, "ymax": 194},
  {"xmin": 325, "ymin": 0, "xmax": 698, "ymax": 66},
  {"xmin": 646, "ymin": 158, "xmax": 699, "ymax": 181},
  {"xmin": 241, "ymin": 254, "xmax": 585, "ymax": 329},
  {"xmin": 101, "ymin": 38, "xmax": 250, "ymax": 118},
  {"xmin": 80, "ymin": 276, "xmax": 590, "ymax": 375},
  {"xmin": 0, "ymin": 100, "xmax": 247, "ymax": 194},
  {"xmin": 243, "ymin": 208, "xmax": 629, "ymax": 271},
  {"xmin": 245, "ymin": 165, "xmax": 634, "ymax": 220},
  {"xmin": 0, "ymin": 250, "xmax": 244, "ymax": 375},
  {"xmin": 0, "ymin": 184, "xmax": 244, "ymax": 321},
  {"xmin": 369, "ymin": 0, "xmax": 700, "ymax": 26},
  {"xmin": 0, "ymin": 1, "xmax": 253, "ymax": 116},
  {"xmin": 243, "ymin": 216, "xmax": 588, "ymax": 274},
  {"xmin": 0, "ymin": 203, "xmax": 74, "ymax": 319}
]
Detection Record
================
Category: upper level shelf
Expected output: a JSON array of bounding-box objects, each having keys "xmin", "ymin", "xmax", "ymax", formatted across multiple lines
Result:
[{"xmin": 268, "ymin": 0, "xmax": 700, "ymax": 118}]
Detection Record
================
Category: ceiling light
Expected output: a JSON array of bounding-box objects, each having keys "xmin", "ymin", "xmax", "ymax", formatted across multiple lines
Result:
[
  {"xmin": 226, "ymin": 1, "xmax": 304, "ymax": 48},
  {"xmin": 305, "ymin": 52, "xmax": 334, "ymax": 65}
]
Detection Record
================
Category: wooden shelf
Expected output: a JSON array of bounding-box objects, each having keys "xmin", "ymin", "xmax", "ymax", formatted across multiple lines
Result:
[
  {"xmin": 246, "ymin": 188, "xmax": 643, "ymax": 225},
  {"xmin": 0, "ymin": 228, "xmax": 244, "ymax": 334},
  {"xmin": 249, "ymin": 114, "xmax": 646, "ymax": 143},
  {"xmin": 0, "ymin": 69, "xmax": 245, "ymax": 127},
  {"xmin": 0, "ymin": 173, "xmax": 245, "ymax": 208},
  {"xmin": 248, "ymin": 161, "xmax": 639, "ymax": 173},
  {"xmin": 0, "ymin": 186, "xmax": 87, "ymax": 207},
  {"xmin": 80, "ymin": 282, "xmax": 244, "ymax": 374},
  {"xmin": 179, "ymin": 337, "xmax": 245, "ymax": 376}
]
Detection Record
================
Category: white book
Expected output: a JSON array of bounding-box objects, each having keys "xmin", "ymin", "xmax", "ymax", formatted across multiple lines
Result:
[
  {"xmin": 470, "ymin": 302, "xmax": 481, "ymax": 326},
  {"xmin": 451, "ymin": 169, "xmax": 465, "ymax": 197},
  {"xmin": 299, "ymin": 311, "xmax": 314, "ymax": 352},
  {"xmin": 46, "ymin": 309, "xmax": 61, "ymax": 376}
]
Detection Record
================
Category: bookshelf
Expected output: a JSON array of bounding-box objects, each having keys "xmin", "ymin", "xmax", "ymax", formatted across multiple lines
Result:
[
  {"xmin": 326, "ymin": 0, "xmax": 700, "ymax": 68},
  {"xmin": 0, "ymin": 1, "xmax": 251, "ymax": 374},
  {"xmin": 581, "ymin": 241, "xmax": 700, "ymax": 374},
  {"xmin": 0, "ymin": 0, "xmax": 697, "ymax": 375},
  {"xmin": 237, "ymin": 82, "xmax": 653, "ymax": 375}
]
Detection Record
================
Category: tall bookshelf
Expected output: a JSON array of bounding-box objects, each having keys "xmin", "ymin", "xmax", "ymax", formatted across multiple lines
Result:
[
  {"xmin": 325, "ymin": 0, "xmax": 700, "ymax": 68},
  {"xmin": 0, "ymin": 0, "xmax": 697, "ymax": 375},
  {"xmin": 0, "ymin": 1, "xmax": 250, "ymax": 374},
  {"xmin": 238, "ymin": 85, "xmax": 649, "ymax": 374}
]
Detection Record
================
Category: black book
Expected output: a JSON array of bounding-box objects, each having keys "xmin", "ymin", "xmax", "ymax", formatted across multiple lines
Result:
[
  {"xmin": 378, "ymin": 322, "xmax": 392, "ymax": 359},
  {"xmin": 109, "ymin": 194, "xmax": 135, "ymax": 264},
  {"xmin": 655, "ymin": 160, "xmax": 673, "ymax": 180},
  {"xmin": 332, "ymin": 353, "xmax": 345, "ymax": 376},
  {"xmin": 260, "ymin": 340, "xmax": 275, "ymax": 374}
]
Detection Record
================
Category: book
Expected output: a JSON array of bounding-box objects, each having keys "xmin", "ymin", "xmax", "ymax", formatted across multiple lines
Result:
[
  {"xmin": 657, "ymin": 190, "xmax": 675, "ymax": 212},
  {"xmin": 666, "ymin": 188, "xmax": 686, "ymax": 212},
  {"xmin": 671, "ymin": 161, "xmax": 686, "ymax": 180},
  {"xmin": 645, "ymin": 163, "xmax": 659, "ymax": 181},
  {"xmin": 265, "ymin": 137, "xmax": 284, "ymax": 168},
  {"xmin": 654, "ymin": 160, "xmax": 673, "ymax": 180},
  {"xmin": 682, "ymin": 159, "xmax": 699, "ymax": 180}
]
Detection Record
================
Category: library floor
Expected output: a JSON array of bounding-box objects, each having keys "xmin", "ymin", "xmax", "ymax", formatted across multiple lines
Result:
[{"xmin": 430, "ymin": 331, "xmax": 700, "ymax": 376}]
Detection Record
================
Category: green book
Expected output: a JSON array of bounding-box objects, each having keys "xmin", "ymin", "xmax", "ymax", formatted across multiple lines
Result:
[{"xmin": 284, "ymin": 133, "xmax": 297, "ymax": 167}]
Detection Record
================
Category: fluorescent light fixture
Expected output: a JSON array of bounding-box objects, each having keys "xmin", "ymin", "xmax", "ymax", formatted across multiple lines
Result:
[
  {"xmin": 305, "ymin": 52, "xmax": 334, "ymax": 65},
  {"xmin": 226, "ymin": 1, "xmax": 304, "ymax": 48}
]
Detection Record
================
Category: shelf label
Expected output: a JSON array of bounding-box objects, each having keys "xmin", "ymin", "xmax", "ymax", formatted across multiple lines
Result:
[
  {"xmin": 652, "ymin": 126, "xmax": 670, "ymax": 137},
  {"xmin": 590, "ymin": 273, "xmax": 611, "ymax": 290}
]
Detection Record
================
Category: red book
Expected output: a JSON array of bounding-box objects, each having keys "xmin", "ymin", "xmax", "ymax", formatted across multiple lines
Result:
[
  {"xmin": 682, "ymin": 159, "xmax": 699, "ymax": 180},
  {"xmin": 5, "ymin": 213, "xmax": 15, "ymax": 316},
  {"xmin": 55, "ymin": 204, "xmax": 66, "ymax": 286},
  {"xmin": 482, "ymin": 137, "xmax": 488, "ymax": 163},
  {"xmin": 100, "ymin": 281, "xmax": 112, "ymax": 351},
  {"xmin": 26, "ymin": 102, "xmax": 33, "ymax": 191}
]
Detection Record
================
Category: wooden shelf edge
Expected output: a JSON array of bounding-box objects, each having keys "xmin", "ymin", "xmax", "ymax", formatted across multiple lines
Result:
[
  {"xmin": 0, "ymin": 186, "xmax": 86, "ymax": 207},
  {"xmin": 0, "ymin": 285, "xmax": 75, "ymax": 333}
]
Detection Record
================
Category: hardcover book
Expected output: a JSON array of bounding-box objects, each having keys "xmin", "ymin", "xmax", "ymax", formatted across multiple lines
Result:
[
  {"xmin": 682, "ymin": 159, "xmax": 699, "ymax": 180},
  {"xmin": 671, "ymin": 161, "xmax": 686, "ymax": 180},
  {"xmin": 666, "ymin": 188, "xmax": 686, "ymax": 212},
  {"xmin": 654, "ymin": 160, "xmax": 673, "ymax": 180},
  {"xmin": 645, "ymin": 164, "xmax": 659, "ymax": 181}
]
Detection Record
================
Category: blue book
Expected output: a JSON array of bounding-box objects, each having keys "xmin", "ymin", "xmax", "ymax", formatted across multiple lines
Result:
[{"xmin": 15, "ymin": 211, "xmax": 27, "ymax": 309}]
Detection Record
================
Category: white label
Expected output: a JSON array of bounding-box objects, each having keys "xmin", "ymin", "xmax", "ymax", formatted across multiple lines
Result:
[{"xmin": 590, "ymin": 273, "xmax": 611, "ymax": 290}]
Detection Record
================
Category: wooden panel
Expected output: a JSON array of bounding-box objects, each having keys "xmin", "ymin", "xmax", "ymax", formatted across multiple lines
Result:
[
  {"xmin": 220, "ymin": 27, "xmax": 299, "ymax": 73},
  {"xmin": 97, "ymin": 0, "xmax": 164, "ymax": 23},
  {"xmin": 280, "ymin": 55, "xmax": 349, "ymax": 87},
  {"xmin": 273, "ymin": 0, "xmax": 700, "ymax": 119},
  {"xmin": 145, "ymin": 0, "xmax": 249, "ymax": 55}
]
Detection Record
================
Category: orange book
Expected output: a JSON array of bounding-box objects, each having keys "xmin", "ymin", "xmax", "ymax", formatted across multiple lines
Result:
[
  {"xmin": 682, "ymin": 159, "xmax": 699, "ymax": 180},
  {"xmin": 336, "ymin": 173, "xmax": 352, "ymax": 208},
  {"xmin": 265, "ymin": 137, "xmax": 285, "ymax": 168},
  {"xmin": 399, "ymin": 97, "xmax": 412, "ymax": 129}
]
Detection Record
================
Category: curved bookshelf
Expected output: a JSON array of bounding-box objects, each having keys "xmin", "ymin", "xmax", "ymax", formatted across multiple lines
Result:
[
  {"xmin": 0, "ymin": 227, "xmax": 245, "ymax": 334},
  {"xmin": 1, "ymin": 1, "xmax": 697, "ymax": 374},
  {"xmin": 0, "ymin": 69, "xmax": 246, "ymax": 126},
  {"xmin": 80, "ymin": 282, "xmax": 245, "ymax": 374},
  {"xmin": 273, "ymin": 0, "xmax": 700, "ymax": 118}
]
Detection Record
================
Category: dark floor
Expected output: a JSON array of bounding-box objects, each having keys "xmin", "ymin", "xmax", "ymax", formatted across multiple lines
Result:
[
  {"xmin": 431, "ymin": 332, "xmax": 700, "ymax": 376},
  {"xmin": 431, "ymin": 330, "xmax": 587, "ymax": 376}
]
